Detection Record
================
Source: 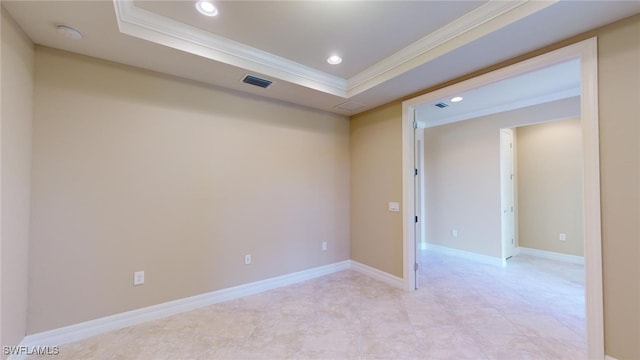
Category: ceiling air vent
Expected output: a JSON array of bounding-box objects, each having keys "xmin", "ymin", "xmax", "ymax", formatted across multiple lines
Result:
[
  {"xmin": 335, "ymin": 101, "xmax": 366, "ymax": 112},
  {"xmin": 242, "ymin": 74, "xmax": 272, "ymax": 88},
  {"xmin": 434, "ymin": 102, "xmax": 448, "ymax": 108}
]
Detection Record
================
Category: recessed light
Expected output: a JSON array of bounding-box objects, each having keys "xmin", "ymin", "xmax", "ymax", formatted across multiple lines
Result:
[
  {"xmin": 451, "ymin": 96, "xmax": 463, "ymax": 103},
  {"xmin": 327, "ymin": 55, "xmax": 342, "ymax": 65},
  {"xmin": 196, "ymin": 0, "xmax": 218, "ymax": 16},
  {"xmin": 56, "ymin": 24, "xmax": 83, "ymax": 40}
]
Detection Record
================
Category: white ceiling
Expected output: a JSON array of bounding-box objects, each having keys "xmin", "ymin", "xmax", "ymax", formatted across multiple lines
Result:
[
  {"xmin": 416, "ymin": 58, "xmax": 581, "ymax": 127},
  {"xmin": 3, "ymin": 1, "xmax": 640, "ymax": 115},
  {"xmin": 134, "ymin": 0, "xmax": 486, "ymax": 79}
]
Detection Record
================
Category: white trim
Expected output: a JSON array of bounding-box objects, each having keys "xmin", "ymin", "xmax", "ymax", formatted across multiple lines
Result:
[
  {"xmin": 16, "ymin": 261, "xmax": 350, "ymax": 352},
  {"xmin": 113, "ymin": 0, "xmax": 347, "ymax": 98},
  {"xmin": 402, "ymin": 105, "xmax": 417, "ymax": 291},
  {"xmin": 500, "ymin": 128, "xmax": 516, "ymax": 261},
  {"xmin": 15, "ymin": 259, "xmax": 410, "ymax": 355},
  {"xmin": 517, "ymin": 247, "xmax": 585, "ymax": 265},
  {"xmin": 425, "ymin": 243, "xmax": 504, "ymax": 267},
  {"xmin": 415, "ymin": 127, "xmax": 427, "ymax": 273},
  {"xmin": 346, "ymin": 1, "xmax": 556, "ymax": 96},
  {"xmin": 402, "ymin": 37, "xmax": 603, "ymax": 359},
  {"xmin": 349, "ymin": 260, "xmax": 405, "ymax": 290},
  {"xmin": 423, "ymin": 87, "xmax": 580, "ymax": 129},
  {"xmin": 512, "ymin": 246, "xmax": 521, "ymax": 256},
  {"xmin": 111, "ymin": 0, "xmax": 554, "ymax": 99},
  {"xmin": 579, "ymin": 37, "xmax": 604, "ymax": 359},
  {"xmin": 604, "ymin": 356, "xmax": 619, "ymax": 360}
]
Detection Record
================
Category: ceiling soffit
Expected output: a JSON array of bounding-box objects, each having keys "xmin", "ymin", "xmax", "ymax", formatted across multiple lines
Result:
[{"xmin": 113, "ymin": 0, "xmax": 557, "ymax": 100}]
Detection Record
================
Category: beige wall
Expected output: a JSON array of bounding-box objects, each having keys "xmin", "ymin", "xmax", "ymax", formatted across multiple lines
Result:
[
  {"xmin": 350, "ymin": 102, "xmax": 403, "ymax": 277},
  {"xmin": 0, "ymin": 8, "xmax": 33, "ymax": 353},
  {"xmin": 517, "ymin": 118, "xmax": 584, "ymax": 256},
  {"xmin": 349, "ymin": 14, "xmax": 640, "ymax": 358},
  {"xmin": 28, "ymin": 47, "xmax": 350, "ymax": 333},
  {"xmin": 596, "ymin": 15, "xmax": 640, "ymax": 359},
  {"xmin": 4, "ymin": 8, "xmax": 638, "ymax": 359},
  {"xmin": 423, "ymin": 99, "xmax": 579, "ymax": 258}
]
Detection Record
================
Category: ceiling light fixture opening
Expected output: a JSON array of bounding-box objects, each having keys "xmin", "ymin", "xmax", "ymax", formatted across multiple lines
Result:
[
  {"xmin": 327, "ymin": 55, "xmax": 342, "ymax": 65},
  {"xmin": 56, "ymin": 24, "xmax": 83, "ymax": 40},
  {"xmin": 196, "ymin": 0, "xmax": 218, "ymax": 16},
  {"xmin": 451, "ymin": 96, "xmax": 464, "ymax": 103}
]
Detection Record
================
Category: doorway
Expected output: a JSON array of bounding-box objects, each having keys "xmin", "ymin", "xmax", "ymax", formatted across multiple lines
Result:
[{"xmin": 402, "ymin": 38, "xmax": 603, "ymax": 358}]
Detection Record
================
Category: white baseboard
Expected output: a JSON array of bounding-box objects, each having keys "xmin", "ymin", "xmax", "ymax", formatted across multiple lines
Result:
[
  {"xmin": 512, "ymin": 246, "xmax": 521, "ymax": 256},
  {"xmin": 604, "ymin": 356, "xmax": 619, "ymax": 360},
  {"xmin": 425, "ymin": 243, "xmax": 504, "ymax": 266},
  {"xmin": 517, "ymin": 247, "xmax": 585, "ymax": 265},
  {"xmin": 349, "ymin": 260, "xmax": 405, "ymax": 290},
  {"xmin": 15, "ymin": 260, "xmax": 350, "ymax": 355}
]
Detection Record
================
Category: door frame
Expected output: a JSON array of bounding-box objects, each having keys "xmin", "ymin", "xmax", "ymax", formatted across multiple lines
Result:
[
  {"xmin": 500, "ymin": 128, "xmax": 516, "ymax": 261},
  {"xmin": 401, "ymin": 37, "xmax": 603, "ymax": 358}
]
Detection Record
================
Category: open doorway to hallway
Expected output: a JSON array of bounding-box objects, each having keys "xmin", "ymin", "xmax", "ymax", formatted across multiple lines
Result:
[
  {"xmin": 417, "ymin": 97, "xmax": 586, "ymax": 354},
  {"xmin": 402, "ymin": 38, "xmax": 602, "ymax": 358}
]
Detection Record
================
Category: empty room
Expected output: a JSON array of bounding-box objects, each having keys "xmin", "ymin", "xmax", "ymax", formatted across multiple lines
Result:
[{"xmin": 2, "ymin": 1, "xmax": 639, "ymax": 359}]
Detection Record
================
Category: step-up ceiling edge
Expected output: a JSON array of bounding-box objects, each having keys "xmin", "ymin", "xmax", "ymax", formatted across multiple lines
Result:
[
  {"xmin": 346, "ymin": 0, "xmax": 557, "ymax": 97},
  {"xmin": 113, "ymin": 0, "xmax": 557, "ymax": 100},
  {"xmin": 113, "ymin": 0, "xmax": 348, "ymax": 97},
  {"xmin": 421, "ymin": 86, "xmax": 581, "ymax": 129}
]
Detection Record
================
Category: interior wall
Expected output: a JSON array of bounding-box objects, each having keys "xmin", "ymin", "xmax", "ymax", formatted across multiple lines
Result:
[
  {"xmin": 349, "ymin": 13, "xmax": 640, "ymax": 358},
  {"xmin": 28, "ymin": 47, "xmax": 350, "ymax": 334},
  {"xmin": 423, "ymin": 98, "xmax": 579, "ymax": 258},
  {"xmin": 516, "ymin": 118, "xmax": 584, "ymax": 256},
  {"xmin": 350, "ymin": 102, "xmax": 403, "ymax": 277},
  {"xmin": 596, "ymin": 15, "xmax": 640, "ymax": 359},
  {"xmin": 0, "ymin": 8, "xmax": 33, "ymax": 353}
]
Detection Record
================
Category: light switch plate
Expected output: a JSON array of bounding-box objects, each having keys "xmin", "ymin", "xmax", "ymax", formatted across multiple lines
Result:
[{"xmin": 388, "ymin": 202, "xmax": 400, "ymax": 212}]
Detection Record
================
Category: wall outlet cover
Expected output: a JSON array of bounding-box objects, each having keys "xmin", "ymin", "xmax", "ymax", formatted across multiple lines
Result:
[{"xmin": 133, "ymin": 271, "xmax": 145, "ymax": 286}]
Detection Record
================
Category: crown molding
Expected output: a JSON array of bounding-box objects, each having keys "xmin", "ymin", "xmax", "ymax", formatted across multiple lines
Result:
[
  {"xmin": 422, "ymin": 87, "xmax": 580, "ymax": 128},
  {"xmin": 113, "ymin": 0, "xmax": 556, "ymax": 100},
  {"xmin": 346, "ymin": 0, "xmax": 558, "ymax": 97},
  {"xmin": 113, "ymin": 0, "xmax": 347, "ymax": 97}
]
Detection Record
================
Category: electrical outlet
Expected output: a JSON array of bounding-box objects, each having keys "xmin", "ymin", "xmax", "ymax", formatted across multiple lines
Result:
[
  {"xmin": 451, "ymin": 229, "xmax": 458, "ymax": 238},
  {"xmin": 322, "ymin": 242, "xmax": 327, "ymax": 251},
  {"xmin": 133, "ymin": 271, "xmax": 145, "ymax": 286},
  {"xmin": 245, "ymin": 254, "xmax": 252, "ymax": 265},
  {"xmin": 559, "ymin": 233, "xmax": 567, "ymax": 241}
]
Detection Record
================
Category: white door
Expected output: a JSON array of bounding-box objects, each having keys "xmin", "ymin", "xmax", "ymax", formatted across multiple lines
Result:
[
  {"xmin": 413, "ymin": 125, "xmax": 423, "ymax": 289},
  {"xmin": 500, "ymin": 129, "xmax": 516, "ymax": 260}
]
